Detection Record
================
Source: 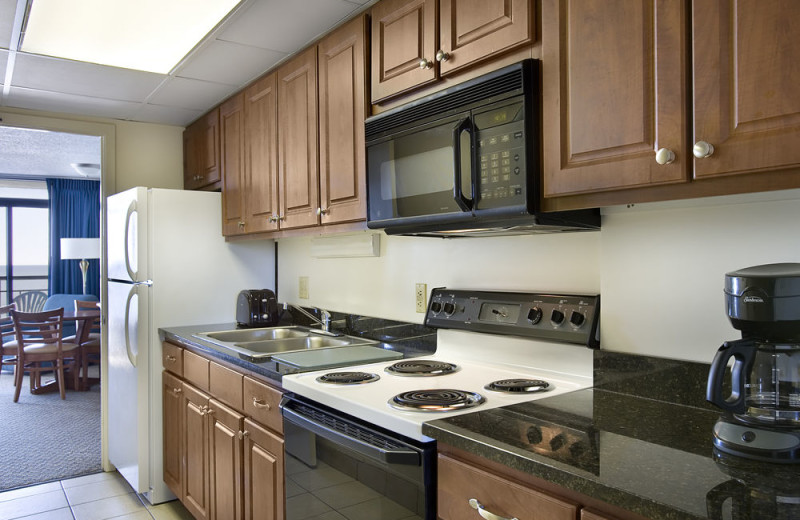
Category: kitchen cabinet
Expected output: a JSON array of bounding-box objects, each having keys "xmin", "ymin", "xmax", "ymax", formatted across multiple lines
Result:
[
  {"xmin": 184, "ymin": 109, "xmax": 221, "ymax": 190},
  {"xmin": 162, "ymin": 343, "xmax": 284, "ymax": 520},
  {"xmin": 370, "ymin": 0, "xmax": 533, "ymax": 103},
  {"xmin": 220, "ymin": 93, "xmax": 247, "ymax": 236},
  {"xmin": 541, "ymin": 0, "xmax": 800, "ymax": 200}
]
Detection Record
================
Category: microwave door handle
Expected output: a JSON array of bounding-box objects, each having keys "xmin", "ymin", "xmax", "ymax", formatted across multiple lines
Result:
[{"xmin": 452, "ymin": 117, "xmax": 474, "ymax": 211}]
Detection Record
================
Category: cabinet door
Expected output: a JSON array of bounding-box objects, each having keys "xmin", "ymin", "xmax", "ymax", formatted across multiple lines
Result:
[
  {"xmin": 209, "ymin": 399, "xmax": 244, "ymax": 520},
  {"xmin": 221, "ymin": 94, "xmax": 247, "ymax": 236},
  {"xmin": 438, "ymin": 0, "xmax": 532, "ymax": 76},
  {"xmin": 278, "ymin": 47, "xmax": 320, "ymax": 230},
  {"xmin": 438, "ymin": 454, "xmax": 577, "ymax": 520},
  {"xmin": 162, "ymin": 371, "xmax": 183, "ymax": 499},
  {"xmin": 318, "ymin": 15, "xmax": 368, "ymax": 225},
  {"xmin": 200, "ymin": 109, "xmax": 221, "ymax": 186},
  {"xmin": 692, "ymin": 0, "xmax": 800, "ymax": 179},
  {"xmin": 244, "ymin": 73, "xmax": 280, "ymax": 233},
  {"xmin": 183, "ymin": 383, "xmax": 210, "ymax": 520},
  {"xmin": 183, "ymin": 125, "xmax": 199, "ymax": 189},
  {"xmin": 541, "ymin": 0, "xmax": 688, "ymax": 196},
  {"xmin": 371, "ymin": 0, "xmax": 437, "ymax": 103},
  {"xmin": 242, "ymin": 418, "xmax": 284, "ymax": 520}
]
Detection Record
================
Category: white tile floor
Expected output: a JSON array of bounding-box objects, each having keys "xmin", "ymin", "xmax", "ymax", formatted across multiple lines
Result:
[{"xmin": 0, "ymin": 471, "xmax": 194, "ymax": 520}]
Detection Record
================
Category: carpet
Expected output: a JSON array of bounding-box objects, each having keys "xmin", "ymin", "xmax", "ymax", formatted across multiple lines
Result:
[{"xmin": 0, "ymin": 367, "xmax": 101, "ymax": 491}]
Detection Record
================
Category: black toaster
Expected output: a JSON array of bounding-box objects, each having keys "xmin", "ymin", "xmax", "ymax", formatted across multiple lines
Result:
[{"xmin": 236, "ymin": 289, "xmax": 280, "ymax": 328}]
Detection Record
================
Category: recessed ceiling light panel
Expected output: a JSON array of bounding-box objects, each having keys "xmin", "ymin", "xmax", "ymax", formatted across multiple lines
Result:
[{"xmin": 21, "ymin": 0, "xmax": 241, "ymax": 74}]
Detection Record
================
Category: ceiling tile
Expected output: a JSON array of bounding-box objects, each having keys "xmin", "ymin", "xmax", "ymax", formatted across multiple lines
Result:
[
  {"xmin": 128, "ymin": 103, "xmax": 204, "ymax": 127},
  {"xmin": 0, "ymin": 1, "xmax": 16, "ymax": 51},
  {"xmin": 148, "ymin": 77, "xmax": 238, "ymax": 111},
  {"xmin": 218, "ymin": 0, "xmax": 363, "ymax": 53},
  {"xmin": 6, "ymin": 86, "xmax": 141, "ymax": 120},
  {"xmin": 175, "ymin": 39, "xmax": 286, "ymax": 85},
  {"xmin": 13, "ymin": 53, "xmax": 166, "ymax": 102}
]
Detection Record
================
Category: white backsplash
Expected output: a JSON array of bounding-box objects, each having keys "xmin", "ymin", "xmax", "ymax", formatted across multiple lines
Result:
[{"xmin": 277, "ymin": 188, "xmax": 800, "ymax": 364}]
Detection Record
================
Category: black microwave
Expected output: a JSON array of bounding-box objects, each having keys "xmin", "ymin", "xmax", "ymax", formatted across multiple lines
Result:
[{"xmin": 365, "ymin": 60, "xmax": 599, "ymax": 237}]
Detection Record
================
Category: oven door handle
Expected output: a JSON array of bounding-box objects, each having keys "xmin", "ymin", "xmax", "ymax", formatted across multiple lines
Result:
[
  {"xmin": 283, "ymin": 405, "xmax": 421, "ymax": 466},
  {"xmin": 452, "ymin": 116, "xmax": 474, "ymax": 212}
]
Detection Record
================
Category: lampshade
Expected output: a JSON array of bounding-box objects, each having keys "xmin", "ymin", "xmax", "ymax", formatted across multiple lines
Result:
[{"xmin": 60, "ymin": 238, "xmax": 100, "ymax": 260}]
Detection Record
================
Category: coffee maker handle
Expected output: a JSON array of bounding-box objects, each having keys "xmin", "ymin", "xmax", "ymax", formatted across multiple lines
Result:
[{"xmin": 706, "ymin": 339, "xmax": 757, "ymax": 413}]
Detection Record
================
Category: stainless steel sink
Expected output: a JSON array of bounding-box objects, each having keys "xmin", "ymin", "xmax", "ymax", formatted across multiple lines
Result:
[{"xmin": 192, "ymin": 326, "xmax": 375, "ymax": 360}]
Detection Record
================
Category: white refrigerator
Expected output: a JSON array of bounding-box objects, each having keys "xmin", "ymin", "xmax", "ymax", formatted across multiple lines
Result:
[{"xmin": 107, "ymin": 187, "xmax": 274, "ymax": 504}]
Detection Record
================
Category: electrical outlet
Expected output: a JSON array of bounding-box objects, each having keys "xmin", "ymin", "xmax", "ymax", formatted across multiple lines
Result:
[
  {"xmin": 299, "ymin": 276, "xmax": 309, "ymax": 299},
  {"xmin": 415, "ymin": 283, "xmax": 427, "ymax": 313}
]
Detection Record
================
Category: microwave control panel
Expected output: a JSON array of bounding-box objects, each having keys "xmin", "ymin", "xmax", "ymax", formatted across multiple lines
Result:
[
  {"xmin": 474, "ymin": 101, "xmax": 527, "ymax": 209},
  {"xmin": 425, "ymin": 288, "xmax": 600, "ymax": 348}
]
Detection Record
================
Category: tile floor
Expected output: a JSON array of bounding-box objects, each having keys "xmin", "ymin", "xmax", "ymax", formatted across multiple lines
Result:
[{"xmin": 0, "ymin": 471, "xmax": 194, "ymax": 520}]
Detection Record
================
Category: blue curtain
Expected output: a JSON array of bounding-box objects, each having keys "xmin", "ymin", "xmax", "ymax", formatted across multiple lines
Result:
[{"xmin": 47, "ymin": 179, "xmax": 101, "ymax": 297}]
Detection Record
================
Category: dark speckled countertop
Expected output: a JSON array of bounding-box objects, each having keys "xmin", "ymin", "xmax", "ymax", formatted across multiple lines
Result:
[{"xmin": 422, "ymin": 351, "xmax": 800, "ymax": 520}]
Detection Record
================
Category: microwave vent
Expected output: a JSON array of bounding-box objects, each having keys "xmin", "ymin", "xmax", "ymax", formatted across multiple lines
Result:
[{"xmin": 366, "ymin": 61, "xmax": 532, "ymax": 140}]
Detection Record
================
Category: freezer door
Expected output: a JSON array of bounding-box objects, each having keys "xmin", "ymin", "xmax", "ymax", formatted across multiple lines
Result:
[
  {"xmin": 108, "ymin": 279, "xmax": 150, "ymax": 493},
  {"xmin": 108, "ymin": 187, "xmax": 148, "ymax": 283}
]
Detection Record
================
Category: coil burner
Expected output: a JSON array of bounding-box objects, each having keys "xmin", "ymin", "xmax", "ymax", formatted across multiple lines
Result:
[
  {"xmin": 388, "ymin": 389, "xmax": 485, "ymax": 412},
  {"xmin": 385, "ymin": 360, "xmax": 458, "ymax": 376},
  {"xmin": 316, "ymin": 372, "xmax": 380, "ymax": 385},
  {"xmin": 484, "ymin": 379, "xmax": 551, "ymax": 393}
]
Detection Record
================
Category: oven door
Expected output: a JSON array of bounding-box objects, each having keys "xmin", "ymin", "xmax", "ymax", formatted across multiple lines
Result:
[
  {"xmin": 367, "ymin": 112, "xmax": 474, "ymax": 229},
  {"xmin": 281, "ymin": 395, "xmax": 435, "ymax": 520}
]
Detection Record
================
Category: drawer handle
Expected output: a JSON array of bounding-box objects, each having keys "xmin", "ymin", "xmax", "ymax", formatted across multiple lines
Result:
[
  {"xmin": 252, "ymin": 397, "xmax": 271, "ymax": 410},
  {"xmin": 469, "ymin": 499, "xmax": 518, "ymax": 520},
  {"xmin": 165, "ymin": 355, "xmax": 177, "ymax": 362}
]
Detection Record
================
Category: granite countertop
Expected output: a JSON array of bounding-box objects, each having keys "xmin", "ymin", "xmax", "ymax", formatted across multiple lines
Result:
[{"xmin": 422, "ymin": 352, "xmax": 800, "ymax": 520}]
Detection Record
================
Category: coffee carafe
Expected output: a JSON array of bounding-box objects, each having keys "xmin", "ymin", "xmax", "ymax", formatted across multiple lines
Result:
[{"xmin": 707, "ymin": 263, "xmax": 800, "ymax": 462}]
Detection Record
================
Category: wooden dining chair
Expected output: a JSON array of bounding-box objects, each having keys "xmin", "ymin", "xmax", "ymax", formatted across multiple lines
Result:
[
  {"xmin": 11, "ymin": 308, "xmax": 80, "ymax": 402},
  {"xmin": 72, "ymin": 299, "xmax": 101, "ymax": 389},
  {"xmin": 0, "ymin": 303, "xmax": 18, "ymax": 382}
]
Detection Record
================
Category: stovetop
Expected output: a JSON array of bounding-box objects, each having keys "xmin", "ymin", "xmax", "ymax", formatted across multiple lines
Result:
[{"xmin": 282, "ymin": 289, "xmax": 599, "ymax": 442}]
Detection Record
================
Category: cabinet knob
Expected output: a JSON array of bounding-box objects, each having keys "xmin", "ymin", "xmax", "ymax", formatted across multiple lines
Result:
[
  {"xmin": 252, "ymin": 397, "xmax": 271, "ymax": 410},
  {"xmin": 165, "ymin": 355, "xmax": 176, "ymax": 362},
  {"xmin": 238, "ymin": 430, "xmax": 250, "ymax": 440},
  {"xmin": 172, "ymin": 387, "xmax": 182, "ymax": 395},
  {"xmin": 468, "ymin": 499, "xmax": 518, "ymax": 520},
  {"xmin": 655, "ymin": 148, "xmax": 676, "ymax": 165},
  {"xmin": 238, "ymin": 221, "xmax": 245, "ymax": 229},
  {"xmin": 316, "ymin": 207, "xmax": 329, "ymax": 216},
  {"xmin": 693, "ymin": 140, "xmax": 715, "ymax": 159},
  {"xmin": 435, "ymin": 50, "xmax": 450, "ymax": 62},
  {"xmin": 419, "ymin": 58, "xmax": 433, "ymax": 69}
]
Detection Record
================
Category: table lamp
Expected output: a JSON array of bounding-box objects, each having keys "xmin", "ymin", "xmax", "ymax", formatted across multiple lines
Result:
[{"xmin": 60, "ymin": 238, "xmax": 100, "ymax": 295}]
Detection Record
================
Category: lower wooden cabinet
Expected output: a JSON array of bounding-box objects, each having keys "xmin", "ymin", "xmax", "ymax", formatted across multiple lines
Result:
[{"xmin": 162, "ymin": 343, "xmax": 284, "ymax": 520}]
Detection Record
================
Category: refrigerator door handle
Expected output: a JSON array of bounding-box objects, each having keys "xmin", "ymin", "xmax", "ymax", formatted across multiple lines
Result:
[
  {"xmin": 124, "ymin": 199, "xmax": 138, "ymax": 282},
  {"xmin": 124, "ymin": 284, "xmax": 138, "ymax": 367}
]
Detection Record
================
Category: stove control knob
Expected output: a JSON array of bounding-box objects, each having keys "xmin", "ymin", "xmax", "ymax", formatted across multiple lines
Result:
[
  {"xmin": 526, "ymin": 425, "xmax": 543, "ymax": 445},
  {"xmin": 550, "ymin": 433, "xmax": 567, "ymax": 451},
  {"xmin": 741, "ymin": 430, "xmax": 756, "ymax": 443},
  {"xmin": 430, "ymin": 301, "xmax": 443, "ymax": 314},
  {"xmin": 550, "ymin": 309, "xmax": 565, "ymax": 326},
  {"xmin": 569, "ymin": 311, "xmax": 585, "ymax": 328},
  {"xmin": 443, "ymin": 302, "xmax": 456, "ymax": 316},
  {"xmin": 527, "ymin": 307, "xmax": 543, "ymax": 324}
]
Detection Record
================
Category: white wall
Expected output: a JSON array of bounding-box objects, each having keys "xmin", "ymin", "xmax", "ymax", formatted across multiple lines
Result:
[
  {"xmin": 278, "ymin": 189, "xmax": 800, "ymax": 365},
  {"xmin": 114, "ymin": 120, "xmax": 183, "ymax": 191}
]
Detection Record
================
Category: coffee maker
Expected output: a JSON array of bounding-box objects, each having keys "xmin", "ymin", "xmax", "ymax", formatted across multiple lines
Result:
[{"xmin": 707, "ymin": 263, "xmax": 800, "ymax": 462}]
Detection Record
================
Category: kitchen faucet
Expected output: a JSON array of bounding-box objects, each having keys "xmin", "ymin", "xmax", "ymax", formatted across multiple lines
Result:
[{"xmin": 283, "ymin": 303, "xmax": 333, "ymax": 334}]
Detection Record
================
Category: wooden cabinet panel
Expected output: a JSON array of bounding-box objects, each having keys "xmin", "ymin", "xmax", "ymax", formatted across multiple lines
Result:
[
  {"xmin": 162, "ymin": 342, "xmax": 183, "ymax": 376},
  {"xmin": 184, "ymin": 109, "xmax": 221, "ymax": 190},
  {"xmin": 438, "ymin": 454, "xmax": 578, "ymax": 520},
  {"xmin": 182, "ymin": 383, "xmax": 210, "ymax": 520},
  {"xmin": 209, "ymin": 399, "xmax": 244, "ymax": 520},
  {"xmin": 243, "ymin": 377, "xmax": 283, "ymax": 435},
  {"xmin": 162, "ymin": 371, "xmax": 183, "ymax": 499},
  {"xmin": 209, "ymin": 361, "xmax": 243, "ymax": 412},
  {"xmin": 183, "ymin": 350, "xmax": 210, "ymax": 391},
  {"xmin": 318, "ymin": 15, "xmax": 368, "ymax": 224},
  {"xmin": 278, "ymin": 47, "xmax": 320, "ymax": 230},
  {"xmin": 542, "ymin": 0, "xmax": 688, "ymax": 196},
  {"xmin": 439, "ymin": 0, "xmax": 532, "ymax": 76},
  {"xmin": 371, "ymin": 0, "xmax": 437, "ymax": 102},
  {"xmin": 692, "ymin": 0, "xmax": 800, "ymax": 179},
  {"xmin": 221, "ymin": 93, "xmax": 247, "ymax": 236},
  {"xmin": 244, "ymin": 73, "xmax": 280, "ymax": 233},
  {"xmin": 243, "ymin": 418, "xmax": 284, "ymax": 520}
]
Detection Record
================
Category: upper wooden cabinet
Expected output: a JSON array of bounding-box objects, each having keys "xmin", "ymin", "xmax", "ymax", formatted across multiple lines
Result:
[
  {"xmin": 318, "ymin": 15, "xmax": 368, "ymax": 225},
  {"xmin": 244, "ymin": 73, "xmax": 280, "ymax": 234},
  {"xmin": 371, "ymin": 0, "xmax": 533, "ymax": 103},
  {"xmin": 184, "ymin": 108, "xmax": 221, "ymax": 190},
  {"xmin": 542, "ymin": 0, "xmax": 800, "ymax": 199},
  {"xmin": 220, "ymin": 93, "xmax": 246, "ymax": 236}
]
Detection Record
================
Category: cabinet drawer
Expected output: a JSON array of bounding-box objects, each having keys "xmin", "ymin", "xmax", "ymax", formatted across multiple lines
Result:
[
  {"xmin": 162, "ymin": 342, "xmax": 183, "ymax": 376},
  {"xmin": 183, "ymin": 350, "xmax": 210, "ymax": 391},
  {"xmin": 438, "ymin": 454, "xmax": 578, "ymax": 520},
  {"xmin": 209, "ymin": 361, "xmax": 243, "ymax": 412},
  {"xmin": 243, "ymin": 377, "xmax": 283, "ymax": 434}
]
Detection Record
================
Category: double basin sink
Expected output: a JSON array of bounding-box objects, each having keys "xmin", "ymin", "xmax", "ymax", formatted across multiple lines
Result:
[{"xmin": 193, "ymin": 325, "xmax": 376, "ymax": 361}]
